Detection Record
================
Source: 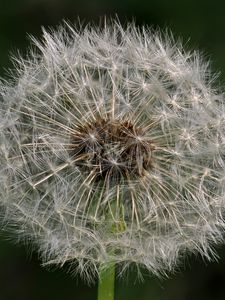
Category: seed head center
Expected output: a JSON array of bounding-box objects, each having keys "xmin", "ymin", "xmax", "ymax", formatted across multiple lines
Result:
[{"xmin": 72, "ymin": 118, "xmax": 153, "ymax": 182}]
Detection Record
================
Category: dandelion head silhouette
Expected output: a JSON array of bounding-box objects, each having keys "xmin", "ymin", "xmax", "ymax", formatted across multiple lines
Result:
[{"xmin": 0, "ymin": 20, "xmax": 225, "ymax": 281}]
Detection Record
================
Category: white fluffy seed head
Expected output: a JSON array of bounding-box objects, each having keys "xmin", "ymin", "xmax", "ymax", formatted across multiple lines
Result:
[{"xmin": 0, "ymin": 20, "xmax": 225, "ymax": 282}]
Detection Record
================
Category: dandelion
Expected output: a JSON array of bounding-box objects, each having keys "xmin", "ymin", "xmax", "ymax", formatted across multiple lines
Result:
[{"xmin": 0, "ymin": 20, "xmax": 225, "ymax": 297}]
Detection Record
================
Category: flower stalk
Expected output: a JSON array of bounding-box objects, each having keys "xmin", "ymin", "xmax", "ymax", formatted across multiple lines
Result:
[{"xmin": 98, "ymin": 262, "xmax": 115, "ymax": 300}]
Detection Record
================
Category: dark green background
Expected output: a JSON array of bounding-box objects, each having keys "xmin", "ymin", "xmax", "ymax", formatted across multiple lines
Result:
[{"xmin": 1, "ymin": 0, "xmax": 225, "ymax": 299}]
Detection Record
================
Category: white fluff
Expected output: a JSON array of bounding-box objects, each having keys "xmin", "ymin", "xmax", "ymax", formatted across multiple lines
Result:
[{"xmin": 0, "ymin": 20, "xmax": 225, "ymax": 282}]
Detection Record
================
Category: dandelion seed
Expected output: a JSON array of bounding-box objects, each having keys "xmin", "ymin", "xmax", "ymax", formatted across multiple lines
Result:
[{"xmin": 0, "ymin": 20, "xmax": 225, "ymax": 283}]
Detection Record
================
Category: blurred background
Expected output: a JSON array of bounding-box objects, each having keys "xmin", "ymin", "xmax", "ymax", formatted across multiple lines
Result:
[{"xmin": 1, "ymin": 0, "xmax": 225, "ymax": 299}]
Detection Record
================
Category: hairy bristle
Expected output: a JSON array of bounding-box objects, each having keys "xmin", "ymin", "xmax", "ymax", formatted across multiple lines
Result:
[{"xmin": 0, "ymin": 20, "xmax": 225, "ymax": 282}]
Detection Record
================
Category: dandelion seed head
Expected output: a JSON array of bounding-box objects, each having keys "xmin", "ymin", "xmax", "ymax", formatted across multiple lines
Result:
[{"xmin": 0, "ymin": 20, "xmax": 225, "ymax": 281}]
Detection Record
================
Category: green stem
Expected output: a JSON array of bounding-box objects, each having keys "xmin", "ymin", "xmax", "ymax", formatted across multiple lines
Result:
[{"xmin": 98, "ymin": 262, "xmax": 115, "ymax": 300}]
